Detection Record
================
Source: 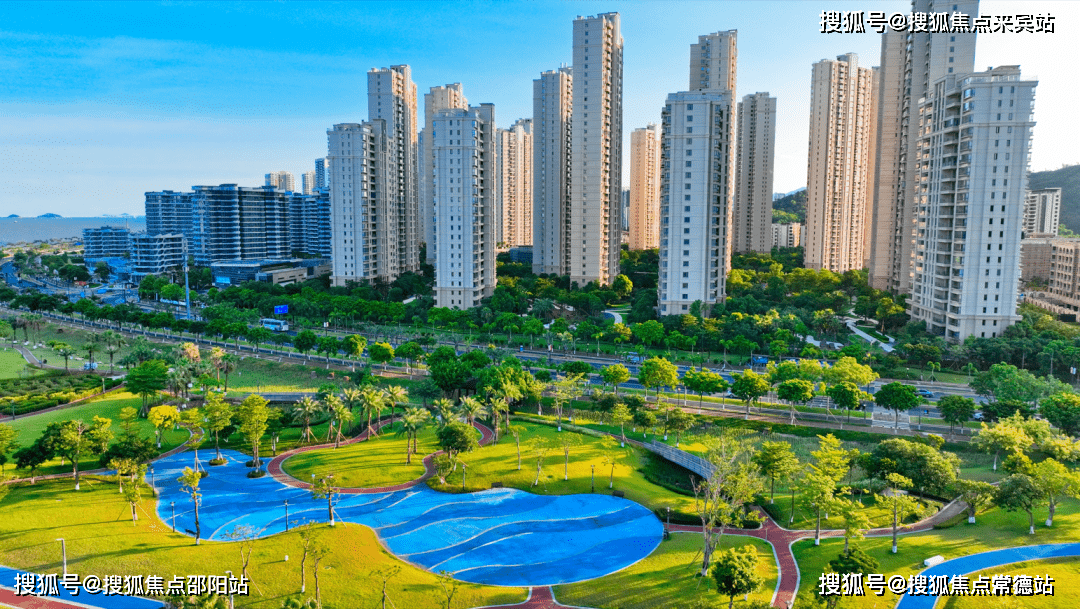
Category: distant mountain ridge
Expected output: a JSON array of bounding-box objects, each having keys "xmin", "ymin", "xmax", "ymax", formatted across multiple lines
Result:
[
  {"xmin": 37, "ymin": 213, "xmax": 62, "ymax": 218},
  {"xmin": 1028, "ymin": 165, "xmax": 1080, "ymax": 233}
]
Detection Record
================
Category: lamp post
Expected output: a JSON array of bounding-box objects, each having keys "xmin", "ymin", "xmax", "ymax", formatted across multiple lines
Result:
[
  {"xmin": 462, "ymin": 463, "xmax": 467, "ymax": 491},
  {"xmin": 224, "ymin": 570, "xmax": 235, "ymax": 609},
  {"xmin": 665, "ymin": 507, "xmax": 671, "ymax": 536},
  {"xmin": 284, "ymin": 499, "xmax": 290, "ymax": 532},
  {"xmin": 170, "ymin": 502, "xmax": 176, "ymax": 533},
  {"xmin": 590, "ymin": 464, "xmax": 595, "ymax": 493},
  {"xmin": 150, "ymin": 466, "xmax": 155, "ymax": 490},
  {"xmin": 55, "ymin": 538, "xmax": 67, "ymax": 575}
]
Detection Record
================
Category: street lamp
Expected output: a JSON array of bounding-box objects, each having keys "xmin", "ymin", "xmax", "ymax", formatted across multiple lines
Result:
[
  {"xmin": 149, "ymin": 466, "xmax": 155, "ymax": 490},
  {"xmin": 590, "ymin": 464, "xmax": 595, "ymax": 493},
  {"xmin": 224, "ymin": 570, "xmax": 235, "ymax": 609},
  {"xmin": 462, "ymin": 463, "xmax": 467, "ymax": 491},
  {"xmin": 665, "ymin": 507, "xmax": 671, "ymax": 538},
  {"xmin": 170, "ymin": 502, "xmax": 176, "ymax": 533},
  {"xmin": 284, "ymin": 499, "xmax": 290, "ymax": 532},
  {"xmin": 55, "ymin": 538, "xmax": 67, "ymax": 575}
]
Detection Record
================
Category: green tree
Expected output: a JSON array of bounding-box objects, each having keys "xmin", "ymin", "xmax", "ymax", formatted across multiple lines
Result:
[
  {"xmin": 638, "ymin": 357, "xmax": 679, "ymax": 401},
  {"xmin": 395, "ymin": 341, "xmax": 425, "ymax": 373},
  {"xmin": 291, "ymin": 396, "xmax": 322, "ymax": 444},
  {"xmin": 820, "ymin": 547, "xmax": 879, "ymax": 609},
  {"xmin": 972, "ymin": 420, "xmax": 1032, "ymax": 471},
  {"xmin": 1040, "ymin": 393, "xmax": 1080, "ymax": 438},
  {"xmin": 631, "ymin": 320, "xmax": 666, "ymax": 348},
  {"xmin": 752, "ymin": 441, "xmax": 800, "ymax": 504},
  {"xmin": 369, "ymin": 342, "xmax": 395, "ymax": 370},
  {"xmin": 777, "ymin": 378, "xmax": 815, "ymax": 424},
  {"xmin": 127, "ymin": 359, "xmax": 169, "ymax": 416},
  {"xmin": 236, "ymin": 394, "xmax": 271, "ymax": 471},
  {"xmin": 383, "ymin": 385, "xmax": 409, "ymax": 432},
  {"xmin": 1031, "ymin": 458, "xmax": 1080, "ymax": 527},
  {"xmin": 343, "ymin": 334, "xmax": 368, "ymax": 360},
  {"xmin": 600, "ymin": 364, "xmax": 631, "ymax": 395},
  {"xmin": 437, "ymin": 421, "xmax": 480, "ymax": 459},
  {"xmin": 669, "ymin": 408, "xmax": 695, "ymax": 447},
  {"xmin": 202, "ymin": 394, "xmax": 233, "ymax": 462},
  {"xmin": 826, "ymin": 381, "xmax": 866, "ymax": 419},
  {"xmin": 731, "ymin": 370, "xmax": 770, "ymax": 420},
  {"xmin": 310, "ymin": 474, "xmax": 340, "ymax": 526},
  {"xmin": 995, "ymin": 473, "xmax": 1044, "ymax": 535},
  {"xmin": 878, "ymin": 473, "xmax": 921, "ymax": 553},
  {"xmin": 684, "ymin": 367, "xmax": 729, "ymax": 408},
  {"xmin": 823, "ymin": 356, "xmax": 877, "ymax": 387},
  {"xmin": 711, "ymin": 545, "xmax": 764, "ymax": 609},
  {"xmin": 972, "ymin": 363, "xmax": 1067, "ymax": 405},
  {"xmin": 832, "ymin": 495, "xmax": 872, "ymax": 553},
  {"xmin": 148, "ymin": 405, "xmax": 181, "ymax": 449},
  {"xmin": 0, "ymin": 424, "xmax": 19, "ymax": 476},
  {"xmin": 178, "ymin": 466, "xmax": 203, "ymax": 544},
  {"xmin": 955, "ymin": 479, "xmax": 996, "ymax": 524},
  {"xmin": 610, "ymin": 403, "xmax": 632, "ymax": 447},
  {"xmin": 937, "ymin": 395, "xmax": 977, "ymax": 437},
  {"xmin": 612, "ymin": 274, "xmax": 633, "ymax": 299},
  {"xmin": 874, "ymin": 382, "xmax": 921, "ymax": 431},
  {"xmin": 293, "ymin": 330, "xmax": 318, "ymax": 355}
]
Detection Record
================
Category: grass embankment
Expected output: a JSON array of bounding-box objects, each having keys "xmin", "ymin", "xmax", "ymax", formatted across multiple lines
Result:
[
  {"xmin": 555, "ymin": 532, "xmax": 778, "ymax": 609},
  {"xmin": 793, "ymin": 498, "xmax": 1080, "ymax": 608},
  {"xmin": 942, "ymin": 557, "xmax": 1080, "ymax": 609},
  {"xmin": 6, "ymin": 391, "xmax": 189, "ymax": 478},
  {"xmin": 282, "ymin": 428, "xmax": 439, "ymax": 488},
  {"xmin": 0, "ymin": 348, "xmax": 37, "ymax": 380},
  {"xmin": 428, "ymin": 421, "xmax": 700, "ymax": 521},
  {"xmin": 0, "ymin": 479, "xmax": 526, "ymax": 609}
]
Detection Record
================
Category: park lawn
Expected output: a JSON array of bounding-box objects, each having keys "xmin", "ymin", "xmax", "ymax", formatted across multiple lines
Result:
[
  {"xmin": 941, "ymin": 557, "xmax": 1080, "ymax": 609},
  {"xmin": 792, "ymin": 498, "xmax": 1080, "ymax": 608},
  {"xmin": 762, "ymin": 491, "xmax": 939, "ymax": 532},
  {"xmin": 5, "ymin": 391, "xmax": 189, "ymax": 478},
  {"xmin": 429, "ymin": 421, "xmax": 700, "ymax": 520},
  {"xmin": 282, "ymin": 428, "xmax": 439, "ymax": 489},
  {"xmin": 0, "ymin": 478, "xmax": 527, "ymax": 609},
  {"xmin": 555, "ymin": 532, "xmax": 778, "ymax": 609},
  {"xmin": 0, "ymin": 348, "xmax": 37, "ymax": 380}
]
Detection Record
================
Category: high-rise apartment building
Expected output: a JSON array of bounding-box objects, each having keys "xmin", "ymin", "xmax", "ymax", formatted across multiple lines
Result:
[
  {"xmin": 1024, "ymin": 188, "xmax": 1061, "ymax": 236},
  {"xmin": 908, "ymin": 66, "xmax": 1037, "ymax": 341},
  {"xmin": 772, "ymin": 223, "xmax": 802, "ymax": 249},
  {"xmin": 315, "ymin": 158, "xmax": 328, "ymax": 190},
  {"xmin": 628, "ymin": 124, "xmax": 661, "ymax": 250},
  {"xmin": 497, "ymin": 118, "xmax": 533, "ymax": 248},
  {"xmin": 301, "ymin": 171, "xmax": 316, "ymax": 195},
  {"xmin": 532, "ymin": 66, "xmax": 573, "ymax": 275},
  {"xmin": 265, "ymin": 171, "xmax": 296, "ymax": 192},
  {"xmin": 131, "ymin": 233, "xmax": 187, "ymax": 281},
  {"xmin": 869, "ymin": 0, "xmax": 979, "ymax": 291},
  {"xmin": 328, "ymin": 122, "xmax": 390, "ymax": 285},
  {"xmin": 82, "ymin": 226, "xmax": 131, "ymax": 259},
  {"xmin": 432, "ymin": 104, "xmax": 497, "ymax": 309},
  {"xmin": 657, "ymin": 90, "xmax": 735, "ymax": 315},
  {"xmin": 422, "ymin": 84, "xmax": 469, "ymax": 262},
  {"xmin": 689, "ymin": 30, "xmax": 737, "ymax": 93},
  {"xmin": 804, "ymin": 53, "xmax": 877, "ymax": 273},
  {"xmin": 733, "ymin": 92, "xmax": 777, "ymax": 253},
  {"xmin": 568, "ymin": 13, "xmax": 623, "ymax": 286},
  {"xmin": 187, "ymin": 185, "xmax": 291, "ymax": 265},
  {"xmin": 145, "ymin": 190, "xmax": 193, "ymax": 240},
  {"xmin": 368, "ymin": 65, "xmax": 421, "ymax": 275},
  {"xmin": 288, "ymin": 190, "xmax": 332, "ymax": 258}
]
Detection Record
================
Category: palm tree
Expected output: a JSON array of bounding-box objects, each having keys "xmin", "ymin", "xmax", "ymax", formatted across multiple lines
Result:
[
  {"xmin": 489, "ymin": 397, "xmax": 509, "ymax": 444},
  {"xmin": 434, "ymin": 398, "xmax": 455, "ymax": 427},
  {"xmin": 457, "ymin": 397, "xmax": 486, "ymax": 429},
  {"xmin": 359, "ymin": 387, "xmax": 385, "ymax": 437},
  {"xmin": 396, "ymin": 409, "xmax": 423, "ymax": 464},
  {"xmin": 341, "ymin": 387, "xmax": 363, "ymax": 414},
  {"xmin": 220, "ymin": 354, "xmax": 238, "ymax": 392},
  {"xmin": 383, "ymin": 386, "xmax": 408, "ymax": 432},
  {"xmin": 291, "ymin": 397, "xmax": 321, "ymax": 444},
  {"xmin": 54, "ymin": 342, "xmax": 77, "ymax": 373},
  {"xmin": 85, "ymin": 333, "xmax": 103, "ymax": 369}
]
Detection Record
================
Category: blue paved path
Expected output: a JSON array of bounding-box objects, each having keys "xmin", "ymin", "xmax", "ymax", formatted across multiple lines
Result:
[
  {"xmin": 895, "ymin": 543, "xmax": 1080, "ymax": 609},
  {"xmin": 152, "ymin": 449, "xmax": 663, "ymax": 587}
]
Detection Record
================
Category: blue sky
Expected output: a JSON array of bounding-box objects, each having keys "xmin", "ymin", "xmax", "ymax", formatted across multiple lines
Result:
[{"xmin": 0, "ymin": 0, "xmax": 1076, "ymax": 217}]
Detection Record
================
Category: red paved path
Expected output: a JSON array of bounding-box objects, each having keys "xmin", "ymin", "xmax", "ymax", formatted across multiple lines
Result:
[
  {"xmin": 0, "ymin": 587, "xmax": 108, "ymax": 609},
  {"xmin": 266, "ymin": 419, "xmax": 494, "ymax": 493}
]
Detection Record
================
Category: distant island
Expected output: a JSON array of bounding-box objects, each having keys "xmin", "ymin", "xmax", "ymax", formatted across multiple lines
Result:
[
  {"xmin": 5, "ymin": 214, "xmax": 18, "ymax": 219},
  {"xmin": 37, "ymin": 213, "xmax": 62, "ymax": 218}
]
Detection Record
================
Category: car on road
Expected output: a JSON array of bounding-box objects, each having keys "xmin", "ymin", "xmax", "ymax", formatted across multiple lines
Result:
[
  {"xmin": 915, "ymin": 388, "xmax": 935, "ymax": 399},
  {"xmin": 82, "ymin": 362, "xmax": 98, "ymax": 370},
  {"xmin": 626, "ymin": 352, "xmax": 643, "ymax": 364},
  {"xmin": 973, "ymin": 411, "xmax": 985, "ymax": 421}
]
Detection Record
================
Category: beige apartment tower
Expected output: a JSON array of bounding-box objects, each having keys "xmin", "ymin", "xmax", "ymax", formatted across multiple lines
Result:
[
  {"xmin": 422, "ymin": 84, "xmax": 468, "ymax": 262},
  {"xmin": 733, "ymin": 92, "xmax": 777, "ymax": 253},
  {"xmin": 868, "ymin": 0, "xmax": 979, "ymax": 291},
  {"xmin": 532, "ymin": 67, "xmax": 573, "ymax": 275},
  {"xmin": 689, "ymin": 30, "xmax": 737, "ymax": 93},
  {"xmin": 497, "ymin": 118, "xmax": 534, "ymax": 248},
  {"xmin": 1024, "ymin": 188, "xmax": 1061, "ymax": 236},
  {"xmin": 368, "ymin": 65, "xmax": 421, "ymax": 275},
  {"xmin": 629, "ymin": 124, "xmax": 661, "ymax": 250},
  {"xmin": 568, "ymin": 13, "xmax": 623, "ymax": 287},
  {"xmin": 804, "ymin": 53, "xmax": 877, "ymax": 273}
]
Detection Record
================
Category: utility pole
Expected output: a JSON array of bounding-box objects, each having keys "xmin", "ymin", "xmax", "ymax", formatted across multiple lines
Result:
[{"xmin": 184, "ymin": 264, "xmax": 192, "ymax": 320}]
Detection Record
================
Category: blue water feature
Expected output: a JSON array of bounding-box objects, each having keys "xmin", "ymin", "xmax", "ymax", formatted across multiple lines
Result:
[
  {"xmin": 895, "ymin": 543, "xmax": 1080, "ymax": 609},
  {"xmin": 151, "ymin": 449, "xmax": 664, "ymax": 587}
]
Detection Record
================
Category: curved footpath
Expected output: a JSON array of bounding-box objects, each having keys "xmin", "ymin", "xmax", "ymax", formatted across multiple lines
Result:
[{"xmin": 266, "ymin": 419, "xmax": 494, "ymax": 493}]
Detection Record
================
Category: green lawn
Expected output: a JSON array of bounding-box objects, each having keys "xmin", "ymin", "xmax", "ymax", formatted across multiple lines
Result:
[
  {"xmin": 5, "ymin": 391, "xmax": 189, "ymax": 478},
  {"xmin": 555, "ymin": 532, "xmax": 778, "ymax": 609},
  {"xmin": 941, "ymin": 557, "xmax": 1080, "ymax": 609},
  {"xmin": 0, "ymin": 348, "xmax": 36, "ymax": 380},
  {"xmin": 282, "ymin": 427, "xmax": 439, "ymax": 488},
  {"xmin": 429, "ymin": 421, "xmax": 701, "ymax": 521},
  {"xmin": 0, "ymin": 478, "xmax": 526, "ymax": 609},
  {"xmin": 792, "ymin": 498, "xmax": 1080, "ymax": 608}
]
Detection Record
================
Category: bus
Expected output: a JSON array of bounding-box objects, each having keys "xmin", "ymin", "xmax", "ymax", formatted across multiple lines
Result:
[{"xmin": 261, "ymin": 318, "xmax": 289, "ymax": 332}]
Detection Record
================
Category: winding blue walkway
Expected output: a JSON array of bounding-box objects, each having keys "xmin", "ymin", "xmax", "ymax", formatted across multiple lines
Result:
[
  {"xmin": 895, "ymin": 543, "xmax": 1080, "ymax": 609},
  {"xmin": 152, "ymin": 449, "xmax": 663, "ymax": 587}
]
